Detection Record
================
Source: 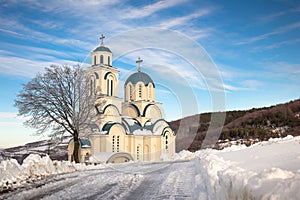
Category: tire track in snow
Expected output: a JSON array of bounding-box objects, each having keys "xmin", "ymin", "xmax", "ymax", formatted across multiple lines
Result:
[{"xmin": 124, "ymin": 160, "xmax": 200, "ymax": 199}]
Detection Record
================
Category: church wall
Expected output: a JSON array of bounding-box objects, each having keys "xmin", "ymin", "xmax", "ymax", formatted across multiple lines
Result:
[
  {"xmin": 90, "ymin": 135, "xmax": 101, "ymax": 153},
  {"xmin": 146, "ymin": 83, "xmax": 155, "ymax": 101},
  {"xmin": 143, "ymin": 137, "xmax": 151, "ymax": 161},
  {"xmin": 80, "ymin": 149, "xmax": 91, "ymax": 163},
  {"xmin": 67, "ymin": 140, "xmax": 74, "ymax": 161},
  {"xmin": 150, "ymin": 136, "xmax": 162, "ymax": 161},
  {"xmin": 122, "ymin": 103, "xmax": 139, "ymax": 118},
  {"xmin": 92, "ymin": 51, "xmax": 112, "ymax": 66},
  {"xmin": 160, "ymin": 128, "xmax": 175, "ymax": 156},
  {"xmin": 100, "ymin": 136, "xmax": 107, "ymax": 152},
  {"xmin": 124, "ymin": 82, "xmax": 155, "ymax": 102},
  {"xmin": 107, "ymin": 124, "xmax": 126, "ymax": 152},
  {"xmin": 133, "ymin": 136, "xmax": 144, "ymax": 161},
  {"xmin": 67, "ymin": 140, "xmax": 91, "ymax": 163}
]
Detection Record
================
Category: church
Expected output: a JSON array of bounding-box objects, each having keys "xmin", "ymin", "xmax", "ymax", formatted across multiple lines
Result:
[{"xmin": 68, "ymin": 35, "xmax": 176, "ymax": 163}]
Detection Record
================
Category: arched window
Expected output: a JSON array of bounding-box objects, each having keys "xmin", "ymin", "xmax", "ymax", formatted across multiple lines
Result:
[
  {"xmin": 108, "ymin": 56, "xmax": 110, "ymax": 66},
  {"xmin": 110, "ymin": 80, "xmax": 113, "ymax": 96},
  {"xmin": 136, "ymin": 146, "xmax": 140, "ymax": 160},
  {"xmin": 107, "ymin": 79, "xmax": 109, "ymax": 96},
  {"xmin": 100, "ymin": 55, "xmax": 104, "ymax": 64},
  {"xmin": 94, "ymin": 56, "xmax": 96, "ymax": 65},
  {"xmin": 138, "ymin": 84, "xmax": 142, "ymax": 98},
  {"xmin": 107, "ymin": 76, "xmax": 114, "ymax": 96},
  {"xmin": 129, "ymin": 85, "xmax": 133, "ymax": 100},
  {"xmin": 112, "ymin": 136, "xmax": 115, "ymax": 152}
]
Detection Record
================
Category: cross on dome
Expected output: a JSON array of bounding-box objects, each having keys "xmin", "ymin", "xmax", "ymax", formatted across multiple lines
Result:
[
  {"xmin": 100, "ymin": 34, "xmax": 105, "ymax": 45},
  {"xmin": 136, "ymin": 57, "xmax": 143, "ymax": 72}
]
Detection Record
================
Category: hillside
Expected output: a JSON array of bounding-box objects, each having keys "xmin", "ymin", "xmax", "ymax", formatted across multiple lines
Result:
[
  {"xmin": 171, "ymin": 98, "xmax": 300, "ymax": 152},
  {"xmin": 2, "ymin": 99, "xmax": 299, "ymax": 162},
  {"xmin": 0, "ymin": 137, "xmax": 70, "ymax": 164}
]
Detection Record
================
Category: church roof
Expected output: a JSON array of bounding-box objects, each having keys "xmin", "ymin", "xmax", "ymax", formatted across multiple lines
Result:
[
  {"xmin": 93, "ymin": 45, "xmax": 112, "ymax": 53},
  {"xmin": 125, "ymin": 72, "xmax": 155, "ymax": 87},
  {"xmin": 79, "ymin": 139, "xmax": 91, "ymax": 149},
  {"xmin": 122, "ymin": 117, "xmax": 142, "ymax": 134}
]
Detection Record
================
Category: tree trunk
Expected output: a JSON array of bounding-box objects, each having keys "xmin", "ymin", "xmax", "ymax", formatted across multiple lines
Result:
[{"xmin": 73, "ymin": 131, "xmax": 80, "ymax": 163}]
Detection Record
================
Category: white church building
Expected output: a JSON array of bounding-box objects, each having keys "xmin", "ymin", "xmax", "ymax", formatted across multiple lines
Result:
[{"xmin": 68, "ymin": 35, "xmax": 176, "ymax": 163}]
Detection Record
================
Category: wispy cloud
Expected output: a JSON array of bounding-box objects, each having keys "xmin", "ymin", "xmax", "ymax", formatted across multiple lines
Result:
[
  {"xmin": 121, "ymin": 0, "xmax": 187, "ymax": 19},
  {"xmin": 236, "ymin": 22, "xmax": 300, "ymax": 45},
  {"xmin": 0, "ymin": 112, "xmax": 25, "ymax": 127},
  {"xmin": 260, "ymin": 6, "xmax": 300, "ymax": 22},
  {"xmin": 252, "ymin": 38, "xmax": 300, "ymax": 51},
  {"xmin": 264, "ymin": 61, "xmax": 300, "ymax": 80},
  {"xmin": 0, "ymin": 28, "xmax": 22, "ymax": 36},
  {"xmin": 0, "ymin": 112, "xmax": 18, "ymax": 119},
  {"xmin": 159, "ymin": 8, "xmax": 212, "ymax": 29},
  {"xmin": 0, "ymin": 55, "xmax": 79, "ymax": 77}
]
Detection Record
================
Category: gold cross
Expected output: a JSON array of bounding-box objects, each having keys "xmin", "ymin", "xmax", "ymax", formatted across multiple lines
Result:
[
  {"xmin": 100, "ymin": 34, "xmax": 105, "ymax": 45},
  {"xmin": 136, "ymin": 57, "xmax": 143, "ymax": 72}
]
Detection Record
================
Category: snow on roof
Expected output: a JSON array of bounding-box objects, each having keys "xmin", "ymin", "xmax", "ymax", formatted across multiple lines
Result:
[
  {"xmin": 79, "ymin": 139, "xmax": 91, "ymax": 149},
  {"xmin": 100, "ymin": 131, "xmax": 108, "ymax": 135},
  {"xmin": 144, "ymin": 121, "xmax": 152, "ymax": 126},
  {"xmin": 132, "ymin": 129, "xmax": 152, "ymax": 135},
  {"xmin": 122, "ymin": 116, "xmax": 139, "ymax": 126}
]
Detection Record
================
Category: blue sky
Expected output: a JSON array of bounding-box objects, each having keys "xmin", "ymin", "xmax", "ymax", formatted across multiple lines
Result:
[{"xmin": 0, "ymin": 0, "xmax": 300, "ymax": 147}]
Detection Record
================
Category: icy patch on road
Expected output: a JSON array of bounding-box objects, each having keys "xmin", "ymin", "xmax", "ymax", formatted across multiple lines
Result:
[{"xmin": 0, "ymin": 154, "xmax": 104, "ymax": 193}]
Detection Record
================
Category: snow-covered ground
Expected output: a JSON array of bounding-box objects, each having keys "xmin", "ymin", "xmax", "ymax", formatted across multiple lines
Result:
[
  {"xmin": 1, "ymin": 135, "xmax": 299, "ymax": 199},
  {"xmin": 195, "ymin": 135, "xmax": 300, "ymax": 199}
]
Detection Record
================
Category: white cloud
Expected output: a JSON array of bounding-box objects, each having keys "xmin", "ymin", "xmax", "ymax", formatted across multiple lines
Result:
[
  {"xmin": 106, "ymin": 28, "xmax": 227, "ymax": 94},
  {"xmin": 236, "ymin": 22, "xmax": 300, "ymax": 45},
  {"xmin": 0, "ymin": 54, "xmax": 79, "ymax": 77},
  {"xmin": 252, "ymin": 38, "xmax": 300, "ymax": 51},
  {"xmin": 0, "ymin": 112, "xmax": 27, "ymax": 127},
  {"xmin": 0, "ymin": 112, "xmax": 18, "ymax": 119},
  {"xmin": 121, "ymin": 0, "xmax": 188, "ymax": 20},
  {"xmin": 260, "ymin": 6, "xmax": 300, "ymax": 22},
  {"xmin": 159, "ymin": 8, "xmax": 211, "ymax": 29}
]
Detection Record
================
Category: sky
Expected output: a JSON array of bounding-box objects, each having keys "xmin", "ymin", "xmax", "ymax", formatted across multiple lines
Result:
[{"xmin": 0, "ymin": 0, "xmax": 299, "ymax": 148}]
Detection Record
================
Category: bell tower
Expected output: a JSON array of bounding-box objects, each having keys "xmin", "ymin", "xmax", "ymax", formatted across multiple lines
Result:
[
  {"xmin": 91, "ymin": 34, "xmax": 112, "ymax": 66},
  {"xmin": 86, "ymin": 35, "xmax": 122, "ymax": 131}
]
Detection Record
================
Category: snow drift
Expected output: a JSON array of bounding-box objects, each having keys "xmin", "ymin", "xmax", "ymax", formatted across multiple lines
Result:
[
  {"xmin": 1, "ymin": 135, "xmax": 300, "ymax": 199},
  {"xmin": 195, "ymin": 135, "xmax": 300, "ymax": 199},
  {"xmin": 0, "ymin": 154, "xmax": 103, "ymax": 192}
]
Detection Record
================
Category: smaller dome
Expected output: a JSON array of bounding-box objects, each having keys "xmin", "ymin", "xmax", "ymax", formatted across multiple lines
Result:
[
  {"xmin": 93, "ymin": 45, "xmax": 112, "ymax": 53},
  {"xmin": 125, "ymin": 72, "xmax": 155, "ymax": 87}
]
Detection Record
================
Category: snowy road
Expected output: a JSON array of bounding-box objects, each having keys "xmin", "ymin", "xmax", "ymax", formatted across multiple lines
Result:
[
  {"xmin": 1, "ymin": 159, "xmax": 205, "ymax": 200},
  {"xmin": 2, "ymin": 136, "xmax": 300, "ymax": 199}
]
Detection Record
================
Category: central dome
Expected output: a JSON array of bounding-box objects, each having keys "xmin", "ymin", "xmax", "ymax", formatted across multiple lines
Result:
[
  {"xmin": 125, "ymin": 72, "xmax": 154, "ymax": 87},
  {"xmin": 93, "ymin": 45, "xmax": 112, "ymax": 53}
]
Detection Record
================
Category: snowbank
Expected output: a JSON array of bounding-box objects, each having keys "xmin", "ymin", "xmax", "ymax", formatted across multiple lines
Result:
[
  {"xmin": 162, "ymin": 135, "xmax": 300, "ymax": 199},
  {"xmin": 195, "ymin": 135, "xmax": 300, "ymax": 199},
  {"xmin": 161, "ymin": 150, "xmax": 196, "ymax": 161},
  {"xmin": 0, "ymin": 154, "xmax": 104, "ymax": 192}
]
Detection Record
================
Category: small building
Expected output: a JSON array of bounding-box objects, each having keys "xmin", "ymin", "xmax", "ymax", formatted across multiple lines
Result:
[{"xmin": 68, "ymin": 35, "xmax": 176, "ymax": 163}]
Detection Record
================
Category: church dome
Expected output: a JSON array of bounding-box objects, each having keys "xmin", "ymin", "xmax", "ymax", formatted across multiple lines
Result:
[
  {"xmin": 93, "ymin": 45, "xmax": 112, "ymax": 53},
  {"xmin": 125, "ymin": 72, "xmax": 155, "ymax": 87}
]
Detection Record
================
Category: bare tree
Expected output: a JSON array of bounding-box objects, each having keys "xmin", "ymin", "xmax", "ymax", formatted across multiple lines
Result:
[{"xmin": 15, "ymin": 65, "xmax": 96, "ymax": 163}]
